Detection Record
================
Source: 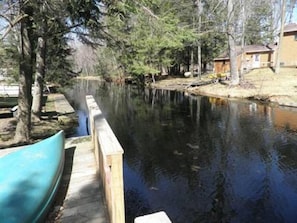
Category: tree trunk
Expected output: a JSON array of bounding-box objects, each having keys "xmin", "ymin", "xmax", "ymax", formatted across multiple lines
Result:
[
  {"xmin": 227, "ymin": 0, "xmax": 239, "ymax": 85},
  {"xmin": 240, "ymin": 0, "xmax": 245, "ymax": 78},
  {"xmin": 186, "ymin": 47, "xmax": 191, "ymax": 71},
  {"xmin": 274, "ymin": 0, "xmax": 286, "ymax": 74},
  {"xmin": 14, "ymin": 1, "xmax": 34, "ymax": 143},
  {"xmin": 197, "ymin": 43, "xmax": 201, "ymax": 79},
  {"xmin": 32, "ymin": 36, "xmax": 46, "ymax": 119},
  {"xmin": 161, "ymin": 66, "xmax": 167, "ymax": 75},
  {"xmin": 32, "ymin": 1, "xmax": 47, "ymax": 119},
  {"xmin": 196, "ymin": 0, "xmax": 202, "ymax": 80},
  {"xmin": 190, "ymin": 47, "xmax": 194, "ymax": 77}
]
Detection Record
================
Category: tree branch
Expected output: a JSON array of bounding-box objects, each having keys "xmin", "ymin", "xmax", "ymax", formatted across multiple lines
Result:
[
  {"xmin": 141, "ymin": 5, "xmax": 159, "ymax": 20},
  {"xmin": 0, "ymin": 14, "xmax": 13, "ymax": 27},
  {"xmin": 0, "ymin": 14, "xmax": 28, "ymax": 40},
  {"xmin": 133, "ymin": 2, "xmax": 159, "ymax": 20}
]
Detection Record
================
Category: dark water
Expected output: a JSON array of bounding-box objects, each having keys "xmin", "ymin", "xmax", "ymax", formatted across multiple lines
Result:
[{"xmin": 66, "ymin": 80, "xmax": 297, "ymax": 223}]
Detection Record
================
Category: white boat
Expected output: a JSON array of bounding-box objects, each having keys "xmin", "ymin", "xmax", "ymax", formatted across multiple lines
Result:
[{"xmin": 0, "ymin": 85, "xmax": 19, "ymax": 97}]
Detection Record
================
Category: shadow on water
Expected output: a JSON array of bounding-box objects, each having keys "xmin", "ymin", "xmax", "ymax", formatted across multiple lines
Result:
[{"xmin": 66, "ymin": 79, "xmax": 297, "ymax": 223}]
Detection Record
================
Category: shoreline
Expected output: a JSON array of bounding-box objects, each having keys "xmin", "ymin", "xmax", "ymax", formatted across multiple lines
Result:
[
  {"xmin": 2, "ymin": 67, "xmax": 297, "ymax": 148},
  {"xmin": 150, "ymin": 68, "xmax": 297, "ymax": 108},
  {"xmin": 0, "ymin": 93, "xmax": 78, "ymax": 149}
]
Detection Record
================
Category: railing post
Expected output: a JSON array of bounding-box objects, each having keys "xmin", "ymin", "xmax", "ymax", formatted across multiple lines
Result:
[
  {"xmin": 110, "ymin": 153, "xmax": 125, "ymax": 222},
  {"xmin": 86, "ymin": 95, "xmax": 100, "ymax": 167},
  {"xmin": 86, "ymin": 95, "xmax": 125, "ymax": 223}
]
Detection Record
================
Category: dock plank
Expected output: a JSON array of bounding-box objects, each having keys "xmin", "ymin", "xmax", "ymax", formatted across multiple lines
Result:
[
  {"xmin": 57, "ymin": 137, "xmax": 109, "ymax": 223},
  {"xmin": 54, "ymin": 94, "xmax": 75, "ymax": 115}
]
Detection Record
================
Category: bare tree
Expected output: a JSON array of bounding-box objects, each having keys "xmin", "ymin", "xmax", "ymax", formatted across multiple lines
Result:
[
  {"xmin": 0, "ymin": 1, "xmax": 25, "ymax": 41},
  {"xmin": 71, "ymin": 42, "xmax": 98, "ymax": 76},
  {"xmin": 196, "ymin": 0, "xmax": 202, "ymax": 79},
  {"xmin": 288, "ymin": 0, "xmax": 297, "ymax": 23},
  {"xmin": 32, "ymin": 0, "xmax": 47, "ymax": 119},
  {"xmin": 14, "ymin": 0, "xmax": 34, "ymax": 143},
  {"xmin": 274, "ymin": 0, "xmax": 286, "ymax": 74},
  {"xmin": 227, "ymin": 0, "xmax": 239, "ymax": 85}
]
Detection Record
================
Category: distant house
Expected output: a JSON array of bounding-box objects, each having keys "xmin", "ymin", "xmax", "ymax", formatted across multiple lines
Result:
[
  {"xmin": 213, "ymin": 49, "xmax": 234, "ymax": 74},
  {"xmin": 213, "ymin": 23, "xmax": 297, "ymax": 74},
  {"xmin": 213, "ymin": 45, "xmax": 276, "ymax": 74},
  {"xmin": 279, "ymin": 23, "xmax": 297, "ymax": 67}
]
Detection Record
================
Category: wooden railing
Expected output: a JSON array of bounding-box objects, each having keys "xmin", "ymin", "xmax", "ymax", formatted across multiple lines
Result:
[{"xmin": 86, "ymin": 95, "xmax": 125, "ymax": 223}]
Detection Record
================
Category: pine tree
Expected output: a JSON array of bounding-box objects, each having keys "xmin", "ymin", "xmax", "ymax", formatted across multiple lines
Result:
[{"xmin": 104, "ymin": 0, "xmax": 196, "ymax": 80}]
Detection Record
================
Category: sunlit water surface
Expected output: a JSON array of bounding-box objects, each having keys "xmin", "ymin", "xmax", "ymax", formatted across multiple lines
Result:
[{"xmin": 66, "ymin": 80, "xmax": 297, "ymax": 223}]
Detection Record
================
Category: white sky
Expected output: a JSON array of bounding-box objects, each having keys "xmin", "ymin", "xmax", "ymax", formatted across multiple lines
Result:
[
  {"xmin": 1, "ymin": 6, "xmax": 297, "ymax": 37},
  {"xmin": 292, "ymin": 7, "xmax": 297, "ymax": 23}
]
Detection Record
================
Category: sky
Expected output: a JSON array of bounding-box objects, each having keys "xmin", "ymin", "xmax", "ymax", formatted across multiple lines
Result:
[
  {"xmin": 292, "ymin": 6, "xmax": 297, "ymax": 23},
  {"xmin": 1, "ymin": 4, "xmax": 297, "ymax": 37}
]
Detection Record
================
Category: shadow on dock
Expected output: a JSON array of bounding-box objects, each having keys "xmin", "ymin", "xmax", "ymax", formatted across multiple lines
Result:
[
  {"xmin": 46, "ymin": 137, "xmax": 109, "ymax": 223},
  {"xmin": 46, "ymin": 146, "xmax": 76, "ymax": 222}
]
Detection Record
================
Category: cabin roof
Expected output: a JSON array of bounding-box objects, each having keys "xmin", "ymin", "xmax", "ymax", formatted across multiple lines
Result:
[
  {"xmin": 284, "ymin": 23, "xmax": 297, "ymax": 33},
  {"xmin": 214, "ymin": 44, "xmax": 275, "ymax": 61},
  {"xmin": 244, "ymin": 44, "xmax": 276, "ymax": 53}
]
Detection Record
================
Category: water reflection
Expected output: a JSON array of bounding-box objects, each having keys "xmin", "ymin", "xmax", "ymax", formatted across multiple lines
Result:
[{"xmin": 66, "ymin": 80, "xmax": 297, "ymax": 223}]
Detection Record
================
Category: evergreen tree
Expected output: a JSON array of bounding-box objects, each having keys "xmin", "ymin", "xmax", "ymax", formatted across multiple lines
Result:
[
  {"xmin": 104, "ymin": 0, "xmax": 196, "ymax": 80},
  {"xmin": 1, "ymin": 0, "xmax": 107, "ymax": 142}
]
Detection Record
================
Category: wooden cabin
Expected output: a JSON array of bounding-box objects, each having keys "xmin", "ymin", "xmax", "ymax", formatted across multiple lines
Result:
[
  {"xmin": 213, "ymin": 23, "xmax": 297, "ymax": 74},
  {"xmin": 279, "ymin": 23, "xmax": 297, "ymax": 67},
  {"xmin": 213, "ymin": 45, "xmax": 275, "ymax": 74}
]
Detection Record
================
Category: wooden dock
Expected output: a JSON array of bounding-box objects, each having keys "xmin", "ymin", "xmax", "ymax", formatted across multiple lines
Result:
[
  {"xmin": 0, "ymin": 94, "xmax": 109, "ymax": 222},
  {"xmin": 53, "ymin": 94, "xmax": 75, "ymax": 115},
  {"xmin": 0, "ymin": 93, "xmax": 173, "ymax": 223},
  {"xmin": 49, "ymin": 136, "xmax": 109, "ymax": 222}
]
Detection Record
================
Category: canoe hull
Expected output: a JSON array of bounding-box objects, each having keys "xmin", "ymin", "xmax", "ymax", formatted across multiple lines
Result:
[{"xmin": 0, "ymin": 131, "xmax": 65, "ymax": 223}]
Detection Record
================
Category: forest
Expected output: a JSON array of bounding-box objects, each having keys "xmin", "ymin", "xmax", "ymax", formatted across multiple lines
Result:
[{"xmin": 0, "ymin": 0, "xmax": 296, "ymax": 143}]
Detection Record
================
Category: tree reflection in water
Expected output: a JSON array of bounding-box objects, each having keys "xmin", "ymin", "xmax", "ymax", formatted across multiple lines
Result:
[{"xmin": 66, "ymin": 80, "xmax": 297, "ymax": 223}]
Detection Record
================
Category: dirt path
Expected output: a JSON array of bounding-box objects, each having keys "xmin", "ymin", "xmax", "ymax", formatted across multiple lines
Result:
[{"xmin": 151, "ymin": 68, "xmax": 297, "ymax": 107}]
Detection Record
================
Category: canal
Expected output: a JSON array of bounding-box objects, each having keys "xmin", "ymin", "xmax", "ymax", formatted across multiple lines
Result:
[{"xmin": 66, "ymin": 79, "xmax": 297, "ymax": 223}]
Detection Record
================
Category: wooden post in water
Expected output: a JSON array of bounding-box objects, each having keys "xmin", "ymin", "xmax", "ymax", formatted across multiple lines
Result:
[{"xmin": 86, "ymin": 95, "xmax": 125, "ymax": 223}]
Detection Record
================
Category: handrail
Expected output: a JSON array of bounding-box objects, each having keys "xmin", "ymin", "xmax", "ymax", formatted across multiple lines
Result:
[{"xmin": 86, "ymin": 95, "xmax": 125, "ymax": 223}]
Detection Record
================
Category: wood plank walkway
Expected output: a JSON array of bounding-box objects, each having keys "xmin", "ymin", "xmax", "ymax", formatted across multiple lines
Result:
[
  {"xmin": 53, "ymin": 94, "xmax": 75, "ymax": 115},
  {"xmin": 50, "ymin": 136, "xmax": 109, "ymax": 223}
]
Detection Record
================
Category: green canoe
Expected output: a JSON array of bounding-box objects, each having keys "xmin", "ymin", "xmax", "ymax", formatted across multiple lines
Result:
[{"xmin": 0, "ymin": 131, "xmax": 65, "ymax": 223}]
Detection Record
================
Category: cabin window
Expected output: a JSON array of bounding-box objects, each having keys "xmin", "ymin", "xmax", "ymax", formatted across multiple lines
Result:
[{"xmin": 295, "ymin": 35, "xmax": 297, "ymax": 41}]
